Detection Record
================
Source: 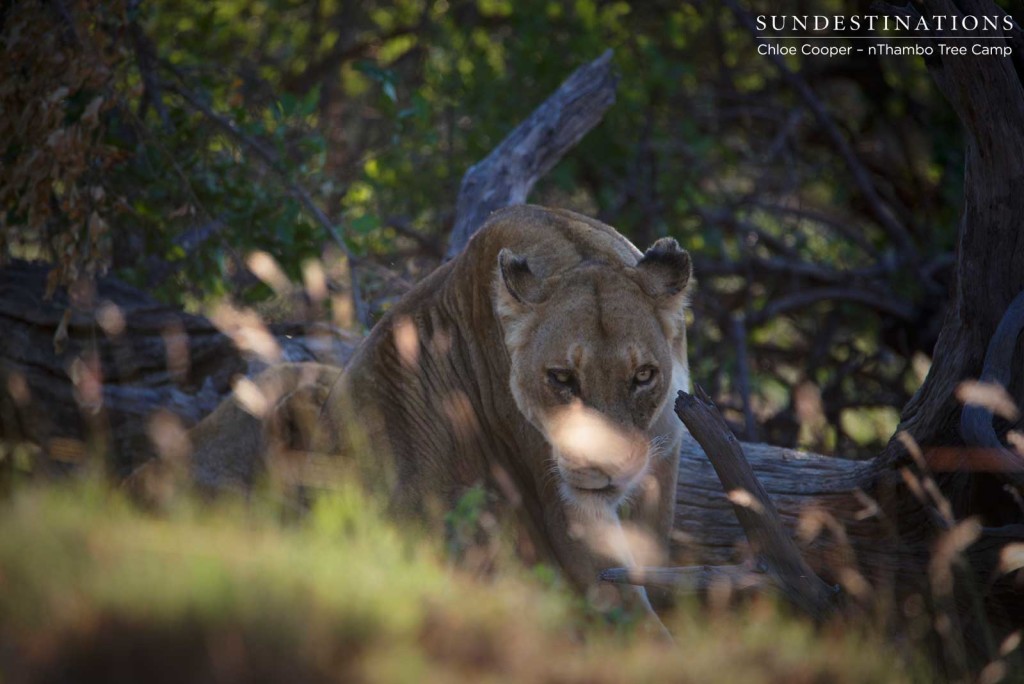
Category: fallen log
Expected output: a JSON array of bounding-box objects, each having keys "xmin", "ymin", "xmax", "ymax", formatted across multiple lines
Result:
[{"xmin": 0, "ymin": 261, "xmax": 355, "ymax": 475}]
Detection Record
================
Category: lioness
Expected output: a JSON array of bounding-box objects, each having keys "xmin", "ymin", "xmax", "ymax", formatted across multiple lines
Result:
[
  {"xmin": 149, "ymin": 205, "xmax": 691, "ymax": 620},
  {"xmin": 316, "ymin": 205, "xmax": 691, "ymax": 605}
]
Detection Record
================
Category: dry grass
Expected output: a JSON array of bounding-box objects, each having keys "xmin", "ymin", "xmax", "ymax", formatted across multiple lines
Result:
[{"xmin": 0, "ymin": 480, "xmax": 929, "ymax": 683}]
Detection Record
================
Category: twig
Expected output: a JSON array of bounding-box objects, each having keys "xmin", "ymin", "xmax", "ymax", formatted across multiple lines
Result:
[
  {"xmin": 694, "ymin": 256, "xmax": 886, "ymax": 285},
  {"xmin": 384, "ymin": 215, "xmax": 443, "ymax": 257},
  {"xmin": 749, "ymin": 286, "xmax": 917, "ymax": 325},
  {"xmin": 732, "ymin": 315, "xmax": 758, "ymax": 441},
  {"xmin": 744, "ymin": 200, "xmax": 880, "ymax": 257},
  {"xmin": 696, "ymin": 206, "xmax": 799, "ymax": 259},
  {"xmin": 127, "ymin": 0, "xmax": 170, "ymax": 128},
  {"xmin": 160, "ymin": 67, "xmax": 369, "ymax": 328},
  {"xmin": 444, "ymin": 50, "xmax": 618, "ymax": 258},
  {"xmin": 282, "ymin": 20, "xmax": 426, "ymax": 93},
  {"xmin": 142, "ymin": 220, "xmax": 227, "ymax": 288},
  {"xmin": 600, "ymin": 563, "xmax": 773, "ymax": 594}
]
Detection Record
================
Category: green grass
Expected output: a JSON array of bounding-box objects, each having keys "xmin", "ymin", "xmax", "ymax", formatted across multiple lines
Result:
[{"xmin": 0, "ymin": 481, "xmax": 927, "ymax": 682}]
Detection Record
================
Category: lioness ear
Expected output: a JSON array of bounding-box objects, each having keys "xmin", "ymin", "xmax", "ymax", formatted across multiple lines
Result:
[
  {"xmin": 497, "ymin": 248, "xmax": 544, "ymax": 305},
  {"xmin": 637, "ymin": 237, "xmax": 692, "ymax": 301}
]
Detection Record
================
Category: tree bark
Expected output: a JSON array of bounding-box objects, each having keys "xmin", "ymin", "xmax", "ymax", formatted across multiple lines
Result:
[
  {"xmin": 444, "ymin": 50, "xmax": 618, "ymax": 259},
  {"xmin": 0, "ymin": 261, "xmax": 355, "ymax": 475},
  {"xmin": 882, "ymin": 0, "xmax": 1024, "ymax": 484},
  {"xmin": 671, "ymin": 388, "xmax": 838, "ymax": 620}
]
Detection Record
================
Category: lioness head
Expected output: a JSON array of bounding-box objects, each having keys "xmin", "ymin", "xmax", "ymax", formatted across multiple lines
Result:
[{"xmin": 494, "ymin": 237, "xmax": 691, "ymax": 516}]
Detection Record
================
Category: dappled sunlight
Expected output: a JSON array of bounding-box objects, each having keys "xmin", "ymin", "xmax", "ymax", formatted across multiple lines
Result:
[
  {"xmin": 68, "ymin": 352, "xmax": 103, "ymax": 415},
  {"xmin": 1009, "ymin": 431, "xmax": 1024, "ymax": 455},
  {"xmin": 96, "ymin": 301, "xmax": 126, "ymax": 337},
  {"xmin": 301, "ymin": 258, "xmax": 328, "ymax": 303},
  {"xmin": 1000, "ymin": 544, "xmax": 1024, "ymax": 575},
  {"xmin": 393, "ymin": 315, "xmax": 420, "ymax": 369},
  {"xmin": 441, "ymin": 390, "xmax": 481, "ymax": 449},
  {"xmin": 5, "ymin": 371, "xmax": 30, "ymax": 407},
  {"xmin": 0, "ymin": 484, "xmax": 926, "ymax": 682},
  {"xmin": 246, "ymin": 250, "xmax": 292, "ymax": 297},
  {"xmin": 146, "ymin": 410, "xmax": 191, "ymax": 464},
  {"xmin": 1, "ymin": 0, "xmax": 1021, "ymax": 680},
  {"xmin": 957, "ymin": 380, "xmax": 1021, "ymax": 422},
  {"xmin": 209, "ymin": 302, "xmax": 282, "ymax": 364},
  {"xmin": 726, "ymin": 488, "xmax": 765, "ymax": 514},
  {"xmin": 545, "ymin": 402, "xmax": 645, "ymax": 489},
  {"xmin": 929, "ymin": 518, "xmax": 982, "ymax": 596},
  {"xmin": 231, "ymin": 375, "xmax": 270, "ymax": 419}
]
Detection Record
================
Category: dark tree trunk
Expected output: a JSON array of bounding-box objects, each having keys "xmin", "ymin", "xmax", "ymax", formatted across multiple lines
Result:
[
  {"xmin": 874, "ymin": 1, "xmax": 1024, "ymax": 535},
  {"xmin": 884, "ymin": 0, "xmax": 1024, "ymax": 468}
]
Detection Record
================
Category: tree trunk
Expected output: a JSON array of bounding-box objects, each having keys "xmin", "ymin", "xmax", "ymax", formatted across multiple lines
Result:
[{"xmin": 883, "ymin": 0, "xmax": 1024, "ymax": 485}]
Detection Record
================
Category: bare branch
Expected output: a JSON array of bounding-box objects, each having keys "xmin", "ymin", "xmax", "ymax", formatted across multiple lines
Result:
[
  {"xmin": 673, "ymin": 387, "xmax": 838, "ymax": 620},
  {"xmin": 749, "ymin": 286, "xmax": 917, "ymax": 326},
  {"xmin": 743, "ymin": 200, "xmax": 881, "ymax": 257},
  {"xmin": 960, "ymin": 290, "xmax": 1024, "ymax": 472},
  {"xmin": 445, "ymin": 50, "xmax": 618, "ymax": 258},
  {"xmin": 724, "ymin": 0, "xmax": 919, "ymax": 263},
  {"xmin": 127, "ymin": 0, "xmax": 170, "ymax": 128},
  {"xmin": 600, "ymin": 564, "xmax": 773, "ymax": 594},
  {"xmin": 694, "ymin": 256, "xmax": 886, "ymax": 285},
  {"xmin": 732, "ymin": 315, "xmax": 758, "ymax": 441}
]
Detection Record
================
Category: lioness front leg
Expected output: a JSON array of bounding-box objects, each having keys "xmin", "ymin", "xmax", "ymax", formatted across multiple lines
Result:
[
  {"xmin": 630, "ymin": 442, "xmax": 681, "ymax": 562},
  {"xmin": 549, "ymin": 504, "xmax": 671, "ymax": 639}
]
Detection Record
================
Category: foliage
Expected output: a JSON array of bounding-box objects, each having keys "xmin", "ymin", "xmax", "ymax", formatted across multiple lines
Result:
[
  {"xmin": 0, "ymin": 0, "xmax": 127, "ymax": 294},
  {"xmin": 0, "ymin": 0, "xmax": 980, "ymax": 455},
  {"xmin": 0, "ymin": 482, "xmax": 928, "ymax": 682}
]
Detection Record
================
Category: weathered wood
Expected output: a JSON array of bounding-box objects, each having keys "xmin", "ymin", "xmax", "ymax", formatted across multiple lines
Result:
[
  {"xmin": 671, "ymin": 436, "xmax": 885, "ymax": 567},
  {"xmin": 601, "ymin": 563, "xmax": 773, "ymax": 595},
  {"xmin": 881, "ymin": 0, "xmax": 1024, "ymax": 484},
  {"xmin": 444, "ymin": 50, "xmax": 618, "ymax": 259},
  {"xmin": 668, "ymin": 388, "xmax": 837, "ymax": 618},
  {"xmin": 0, "ymin": 261, "xmax": 355, "ymax": 474},
  {"xmin": 960, "ymin": 290, "xmax": 1024, "ymax": 457}
]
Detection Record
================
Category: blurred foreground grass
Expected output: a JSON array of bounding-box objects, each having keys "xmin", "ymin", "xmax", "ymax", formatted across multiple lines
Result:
[{"xmin": 0, "ymin": 482, "xmax": 927, "ymax": 683}]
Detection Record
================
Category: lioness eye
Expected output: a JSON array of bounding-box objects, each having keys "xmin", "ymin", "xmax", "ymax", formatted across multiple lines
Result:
[
  {"xmin": 634, "ymin": 366, "xmax": 657, "ymax": 386},
  {"xmin": 547, "ymin": 369, "xmax": 576, "ymax": 389}
]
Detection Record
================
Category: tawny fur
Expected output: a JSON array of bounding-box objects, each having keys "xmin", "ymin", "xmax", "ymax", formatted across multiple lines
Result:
[
  {"xmin": 314, "ymin": 205, "xmax": 691, "ymax": 595},
  {"xmin": 141, "ymin": 206, "xmax": 692, "ymax": 607}
]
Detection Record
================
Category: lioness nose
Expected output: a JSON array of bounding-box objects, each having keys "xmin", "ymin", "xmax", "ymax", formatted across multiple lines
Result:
[{"xmin": 547, "ymin": 404, "xmax": 649, "ymax": 491}]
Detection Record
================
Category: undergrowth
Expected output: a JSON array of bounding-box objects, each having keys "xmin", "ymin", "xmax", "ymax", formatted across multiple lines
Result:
[{"xmin": 0, "ymin": 479, "xmax": 930, "ymax": 683}]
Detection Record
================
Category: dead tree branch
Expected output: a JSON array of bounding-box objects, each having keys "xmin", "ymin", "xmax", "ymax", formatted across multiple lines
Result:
[
  {"xmin": 601, "ymin": 563, "xmax": 774, "ymax": 595},
  {"xmin": 675, "ymin": 387, "xmax": 838, "ymax": 619},
  {"xmin": 960, "ymin": 289, "xmax": 1024, "ymax": 451},
  {"xmin": 445, "ymin": 50, "xmax": 618, "ymax": 258}
]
